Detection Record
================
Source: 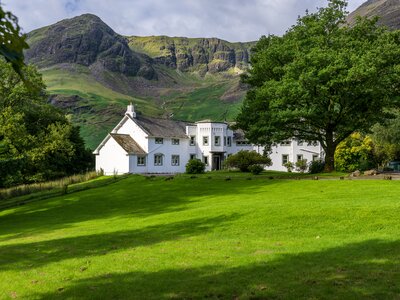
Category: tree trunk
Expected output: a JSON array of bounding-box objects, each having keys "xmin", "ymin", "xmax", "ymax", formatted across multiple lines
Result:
[
  {"xmin": 324, "ymin": 145, "xmax": 336, "ymax": 172},
  {"xmin": 323, "ymin": 131, "xmax": 336, "ymax": 172}
]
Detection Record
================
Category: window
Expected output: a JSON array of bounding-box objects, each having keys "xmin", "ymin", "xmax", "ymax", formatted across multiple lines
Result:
[
  {"xmin": 190, "ymin": 136, "xmax": 196, "ymax": 146},
  {"xmin": 214, "ymin": 136, "xmax": 221, "ymax": 146},
  {"xmin": 172, "ymin": 138, "xmax": 180, "ymax": 145},
  {"xmin": 171, "ymin": 155, "xmax": 180, "ymax": 166},
  {"xmin": 280, "ymin": 140, "xmax": 291, "ymax": 146},
  {"xmin": 227, "ymin": 137, "xmax": 232, "ymax": 147},
  {"xmin": 297, "ymin": 154, "xmax": 303, "ymax": 162},
  {"xmin": 236, "ymin": 140, "xmax": 251, "ymax": 146},
  {"xmin": 154, "ymin": 154, "xmax": 163, "ymax": 166},
  {"xmin": 137, "ymin": 156, "xmax": 146, "ymax": 166},
  {"xmin": 224, "ymin": 137, "xmax": 227, "ymax": 146},
  {"xmin": 190, "ymin": 154, "xmax": 196, "ymax": 160},
  {"xmin": 155, "ymin": 138, "xmax": 163, "ymax": 144},
  {"xmin": 307, "ymin": 141, "xmax": 318, "ymax": 146},
  {"xmin": 312, "ymin": 155, "xmax": 319, "ymax": 161},
  {"xmin": 203, "ymin": 156, "xmax": 209, "ymax": 165},
  {"xmin": 282, "ymin": 154, "xmax": 289, "ymax": 165},
  {"xmin": 203, "ymin": 136, "xmax": 209, "ymax": 146},
  {"xmin": 297, "ymin": 140, "xmax": 304, "ymax": 146}
]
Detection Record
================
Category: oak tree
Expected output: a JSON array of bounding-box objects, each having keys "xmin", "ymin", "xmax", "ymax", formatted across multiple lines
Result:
[{"xmin": 236, "ymin": 0, "xmax": 400, "ymax": 171}]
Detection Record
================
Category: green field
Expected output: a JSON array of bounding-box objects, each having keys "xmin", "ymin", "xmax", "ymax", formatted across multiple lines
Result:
[{"xmin": 1, "ymin": 174, "xmax": 399, "ymax": 299}]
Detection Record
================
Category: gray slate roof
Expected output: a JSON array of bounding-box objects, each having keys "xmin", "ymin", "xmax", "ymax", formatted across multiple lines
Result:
[
  {"xmin": 132, "ymin": 115, "xmax": 192, "ymax": 138},
  {"xmin": 110, "ymin": 133, "xmax": 146, "ymax": 155},
  {"xmin": 233, "ymin": 129, "xmax": 247, "ymax": 141}
]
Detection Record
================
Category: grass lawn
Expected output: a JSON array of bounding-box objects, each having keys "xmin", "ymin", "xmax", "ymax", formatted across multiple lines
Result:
[{"xmin": 0, "ymin": 174, "xmax": 399, "ymax": 299}]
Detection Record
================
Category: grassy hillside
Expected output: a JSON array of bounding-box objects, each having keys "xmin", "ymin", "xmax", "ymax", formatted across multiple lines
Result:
[
  {"xmin": 40, "ymin": 65, "xmax": 243, "ymax": 149},
  {"xmin": 1, "ymin": 174, "xmax": 399, "ymax": 299},
  {"xmin": 41, "ymin": 66, "xmax": 162, "ymax": 148}
]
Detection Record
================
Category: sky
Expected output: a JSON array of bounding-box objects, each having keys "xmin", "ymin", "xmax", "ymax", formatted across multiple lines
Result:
[{"xmin": 2, "ymin": 0, "xmax": 366, "ymax": 42}]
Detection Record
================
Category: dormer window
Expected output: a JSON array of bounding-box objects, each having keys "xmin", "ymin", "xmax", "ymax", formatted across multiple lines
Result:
[{"xmin": 155, "ymin": 138, "xmax": 163, "ymax": 144}]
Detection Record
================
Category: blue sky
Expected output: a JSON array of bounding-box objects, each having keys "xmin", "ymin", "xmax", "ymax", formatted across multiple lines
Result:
[{"xmin": 3, "ymin": 0, "xmax": 366, "ymax": 42}]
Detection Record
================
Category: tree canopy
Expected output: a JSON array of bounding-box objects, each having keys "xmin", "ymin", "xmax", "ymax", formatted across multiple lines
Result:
[
  {"xmin": 0, "ymin": 60, "xmax": 93, "ymax": 187},
  {"xmin": 236, "ymin": 0, "xmax": 400, "ymax": 171},
  {"xmin": 0, "ymin": 5, "xmax": 28, "ymax": 75}
]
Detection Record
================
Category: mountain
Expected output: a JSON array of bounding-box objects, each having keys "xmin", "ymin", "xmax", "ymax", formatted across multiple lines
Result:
[
  {"xmin": 347, "ymin": 0, "xmax": 400, "ymax": 29},
  {"xmin": 26, "ymin": 14, "xmax": 155, "ymax": 79},
  {"xmin": 128, "ymin": 36, "xmax": 253, "ymax": 75},
  {"xmin": 25, "ymin": 14, "xmax": 256, "ymax": 148}
]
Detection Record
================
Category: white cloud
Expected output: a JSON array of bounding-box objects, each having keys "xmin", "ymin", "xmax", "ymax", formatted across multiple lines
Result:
[{"xmin": 2, "ymin": 0, "xmax": 367, "ymax": 42}]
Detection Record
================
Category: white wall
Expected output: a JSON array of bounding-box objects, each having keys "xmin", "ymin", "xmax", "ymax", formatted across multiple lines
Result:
[
  {"xmin": 146, "ymin": 137, "xmax": 190, "ymax": 173},
  {"xmin": 115, "ymin": 116, "xmax": 149, "ymax": 152},
  {"xmin": 96, "ymin": 137, "xmax": 129, "ymax": 175},
  {"xmin": 260, "ymin": 139, "xmax": 324, "ymax": 172},
  {"xmin": 195, "ymin": 122, "xmax": 230, "ymax": 171},
  {"xmin": 129, "ymin": 155, "xmax": 149, "ymax": 174}
]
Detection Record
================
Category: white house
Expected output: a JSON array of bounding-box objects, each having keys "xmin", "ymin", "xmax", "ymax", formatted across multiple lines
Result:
[
  {"xmin": 94, "ymin": 104, "xmax": 324, "ymax": 174},
  {"xmin": 94, "ymin": 104, "xmax": 253, "ymax": 174},
  {"xmin": 255, "ymin": 139, "xmax": 324, "ymax": 172}
]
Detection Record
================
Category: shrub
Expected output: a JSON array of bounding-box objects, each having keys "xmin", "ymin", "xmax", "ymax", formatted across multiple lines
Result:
[
  {"xmin": 284, "ymin": 161, "xmax": 294, "ymax": 172},
  {"xmin": 308, "ymin": 160, "xmax": 325, "ymax": 174},
  {"xmin": 186, "ymin": 159, "xmax": 206, "ymax": 174},
  {"xmin": 334, "ymin": 133, "xmax": 375, "ymax": 172},
  {"xmin": 224, "ymin": 150, "xmax": 271, "ymax": 172},
  {"xmin": 295, "ymin": 159, "xmax": 308, "ymax": 173},
  {"xmin": 249, "ymin": 164, "xmax": 264, "ymax": 175}
]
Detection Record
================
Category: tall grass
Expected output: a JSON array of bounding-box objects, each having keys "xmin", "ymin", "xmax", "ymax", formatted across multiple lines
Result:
[{"xmin": 0, "ymin": 171, "xmax": 101, "ymax": 201}]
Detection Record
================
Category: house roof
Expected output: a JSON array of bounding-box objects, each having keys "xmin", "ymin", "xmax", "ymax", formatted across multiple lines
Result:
[
  {"xmin": 196, "ymin": 119, "xmax": 227, "ymax": 124},
  {"xmin": 233, "ymin": 129, "xmax": 247, "ymax": 141},
  {"xmin": 131, "ymin": 115, "xmax": 192, "ymax": 138},
  {"xmin": 110, "ymin": 133, "xmax": 146, "ymax": 155}
]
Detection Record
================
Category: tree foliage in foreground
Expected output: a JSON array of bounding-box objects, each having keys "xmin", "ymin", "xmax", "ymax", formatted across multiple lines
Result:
[
  {"xmin": 0, "ymin": 60, "xmax": 93, "ymax": 187},
  {"xmin": 0, "ymin": 4, "xmax": 28, "ymax": 75},
  {"xmin": 236, "ymin": 0, "xmax": 400, "ymax": 172}
]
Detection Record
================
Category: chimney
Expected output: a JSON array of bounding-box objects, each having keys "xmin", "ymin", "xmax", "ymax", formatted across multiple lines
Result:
[{"xmin": 126, "ymin": 103, "xmax": 136, "ymax": 118}]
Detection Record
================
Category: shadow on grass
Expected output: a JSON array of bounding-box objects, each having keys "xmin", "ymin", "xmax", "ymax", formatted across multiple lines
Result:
[
  {"xmin": 0, "ymin": 214, "xmax": 241, "ymax": 271},
  {"xmin": 0, "ymin": 175, "xmax": 273, "ymax": 238},
  {"xmin": 31, "ymin": 239, "xmax": 400, "ymax": 299}
]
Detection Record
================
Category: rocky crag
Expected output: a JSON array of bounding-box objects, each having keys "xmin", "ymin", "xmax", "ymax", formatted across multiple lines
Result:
[
  {"xmin": 347, "ymin": 0, "xmax": 400, "ymax": 29},
  {"xmin": 26, "ymin": 14, "xmax": 254, "ymax": 80}
]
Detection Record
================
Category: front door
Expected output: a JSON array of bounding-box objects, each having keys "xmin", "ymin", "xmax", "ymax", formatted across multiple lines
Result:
[{"xmin": 212, "ymin": 155, "xmax": 221, "ymax": 171}]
